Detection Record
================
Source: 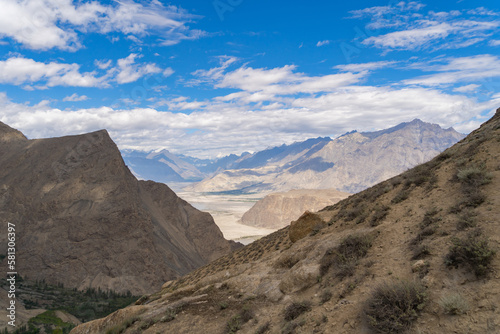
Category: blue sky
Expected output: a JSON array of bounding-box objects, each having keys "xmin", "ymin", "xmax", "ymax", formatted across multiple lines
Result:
[{"xmin": 0, "ymin": 0, "xmax": 499, "ymax": 158}]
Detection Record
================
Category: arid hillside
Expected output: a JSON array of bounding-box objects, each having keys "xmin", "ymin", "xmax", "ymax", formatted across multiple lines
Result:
[
  {"xmin": 72, "ymin": 109, "xmax": 499, "ymax": 334},
  {"xmin": 0, "ymin": 123, "xmax": 240, "ymax": 296}
]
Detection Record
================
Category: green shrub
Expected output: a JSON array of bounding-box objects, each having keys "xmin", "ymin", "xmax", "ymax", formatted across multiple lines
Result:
[
  {"xmin": 445, "ymin": 230, "xmax": 496, "ymax": 277},
  {"xmin": 440, "ymin": 293, "xmax": 469, "ymax": 315},
  {"xmin": 364, "ymin": 280, "xmax": 426, "ymax": 333},
  {"xmin": 284, "ymin": 301, "xmax": 311, "ymax": 321}
]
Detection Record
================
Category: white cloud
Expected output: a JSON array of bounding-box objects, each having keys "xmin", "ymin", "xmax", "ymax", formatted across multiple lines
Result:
[
  {"xmin": 453, "ymin": 84, "xmax": 479, "ymax": 93},
  {"xmin": 63, "ymin": 93, "xmax": 89, "ymax": 102},
  {"xmin": 95, "ymin": 59, "xmax": 112, "ymax": 70},
  {"xmin": 363, "ymin": 22, "xmax": 453, "ymax": 50},
  {"xmin": 404, "ymin": 55, "xmax": 500, "ymax": 86},
  {"xmin": 163, "ymin": 67, "xmax": 174, "ymax": 77},
  {"xmin": 354, "ymin": 3, "xmax": 500, "ymax": 52},
  {"xmin": 489, "ymin": 39, "xmax": 500, "ymax": 46},
  {"xmin": 316, "ymin": 40, "xmax": 330, "ymax": 47},
  {"xmin": 115, "ymin": 54, "xmax": 162, "ymax": 84},
  {"xmin": 0, "ymin": 54, "xmax": 172, "ymax": 88},
  {"xmin": 1, "ymin": 75, "xmax": 496, "ymax": 158},
  {"xmin": 0, "ymin": 57, "xmax": 105, "ymax": 88},
  {"xmin": 335, "ymin": 61, "xmax": 397, "ymax": 72},
  {"xmin": 0, "ymin": 0, "xmax": 204, "ymax": 51}
]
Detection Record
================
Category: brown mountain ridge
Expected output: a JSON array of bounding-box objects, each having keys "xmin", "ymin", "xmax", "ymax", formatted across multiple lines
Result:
[
  {"xmin": 0, "ymin": 123, "xmax": 240, "ymax": 296},
  {"xmin": 72, "ymin": 108, "xmax": 499, "ymax": 334}
]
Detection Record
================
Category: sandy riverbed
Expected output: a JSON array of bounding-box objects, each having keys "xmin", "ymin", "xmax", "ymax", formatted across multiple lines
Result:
[{"xmin": 172, "ymin": 187, "xmax": 277, "ymax": 244}]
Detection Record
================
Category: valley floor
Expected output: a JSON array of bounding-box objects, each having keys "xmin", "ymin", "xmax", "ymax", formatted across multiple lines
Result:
[{"xmin": 171, "ymin": 184, "xmax": 277, "ymax": 244}]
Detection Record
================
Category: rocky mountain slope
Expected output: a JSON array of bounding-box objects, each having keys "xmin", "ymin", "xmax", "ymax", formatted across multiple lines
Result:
[
  {"xmin": 190, "ymin": 119, "xmax": 464, "ymax": 194},
  {"xmin": 0, "ymin": 122, "xmax": 240, "ymax": 295},
  {"xmin": 71, "ymin": 108, "xmax": 499, "ymax": 334},
  {"xmin": 240, "ymin": 189, "xmax": 349, "ymax": 229}
]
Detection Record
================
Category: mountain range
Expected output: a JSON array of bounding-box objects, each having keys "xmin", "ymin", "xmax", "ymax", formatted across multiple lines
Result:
[
  {"xmin": 71, "ymin": 108, "xmax": 500, "ymax": 334},
  {"xmin": 0, "ymin": 122, "xmax": 240, "ymax": 296},
  {"xmin": 122, "ymin": 119, "xmax": 464, "ymax": 195},
  {"xmin": 190, "ymin": 119, "xmax": 465, "ymax": 194}
]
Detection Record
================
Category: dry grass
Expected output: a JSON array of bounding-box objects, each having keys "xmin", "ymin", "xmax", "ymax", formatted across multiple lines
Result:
[{"xmin": 364, "ymin": 280, "xmax": 427, "ymax": 333}]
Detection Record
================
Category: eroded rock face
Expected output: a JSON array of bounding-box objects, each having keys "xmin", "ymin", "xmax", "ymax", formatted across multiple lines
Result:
[
  {"xmin": 0, "ymin": 123, "xmax": 240, "ymax": 294},
  {"xmin": 241, "ymin": 189, "xmax": 349, "ymax": 229}
]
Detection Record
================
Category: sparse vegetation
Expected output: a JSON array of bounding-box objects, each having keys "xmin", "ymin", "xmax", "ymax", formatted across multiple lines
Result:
[
  {"xmin": 453, "ymin": 165, "xmax": 492, "ymax": 209},
  {"xmin": 284, "ymin": 301, "xmax": 312, "ymax": 321},
  {"xmin": 440, "ymin": 293, "xmax": 469, "ymax": 315},
  {"xmin": 225, "ymin": 315, "xmax": 242, "ymax": 334},
  {"xmin": 445, "ymin": 229, "xmax": 496, "ymax": 277},
  {"xmin": 391, "ymin": 188, "xmax": 410, "ymax": 204},
  {"xmin": 320, "ymin": 233, "xmax": 374, "ymax": 278},
  {"xmin": 456, "ymin": 209, "xmax": 477, "ymax": 230},
  {"xmin": 320, "ymin": 290, "xmax": 333, "ymax": 304},
  {"xmin": 225, "ymin": 306, "xmax": 255, "ymax": 333},
  {"xmin": 105, "ymin": 316, "xmax": 139, "ymax": 334},
  {"xmin": 364, "ymin": 280, "xmax": 427, "ymax": 333},
  {"xmin": 457, "ymin": 166, "xmax": 492, "ymax": 187},
  {"xmin": 369, "ymin": 205, "xmax": 390, "ymax": 227},
  {"xmin": 404, "ymin": 164, "xmax": 433, "ymax": 187},
  {"xmin": 255, "ymin": 322, "xmax": 271, "ymax": 334},
  {"xmin": 411, "ymin": 244, "xmax": 431, "ymax": 260},
  {"xmin": 161, "ymin": 308, "xmax": 177, "ymax": 322}
]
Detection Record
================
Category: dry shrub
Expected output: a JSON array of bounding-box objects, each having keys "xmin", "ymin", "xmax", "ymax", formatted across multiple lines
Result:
[
  {"xmin": 440, "ymin": 293, "xmax": 469, "ymax": 315},
  {"xmin": 283, "ymin": 301, "xmax": 311, "ymax": 321},
  {"xmin": 364, "ymin": 280, "xmax": 426, "ymax": 333},
  {"xmin": 320, "ymin": 233, "xmax": 374, "ymax": 278},
  {"xmin": 445, "ymin": 229, "xmax": 496, "ymax": 277}
]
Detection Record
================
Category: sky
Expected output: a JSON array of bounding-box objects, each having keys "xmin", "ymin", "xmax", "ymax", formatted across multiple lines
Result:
[{"xmin": 0, "ymin": 0, "xmax": 499, "ymax": 158}]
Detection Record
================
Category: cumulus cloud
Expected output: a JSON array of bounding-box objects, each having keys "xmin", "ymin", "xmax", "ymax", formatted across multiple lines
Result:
[
  {"xmin": 1, "ymin": 71, "xmax": 497, "ymax": 158},
  {"xmin": 114, "ymin": 54, "xmax": 162, "ymax": 84},
  {"xmin": 0, "ymin": 54, "xmax": 172, "ymax": 88},
  {"xmin": 0, "ymin": 57, "xmax": 105, "ymax": 88},
  {"xmin": 0, "ymin": 0, "xmax": 204, "ymax": 50}
]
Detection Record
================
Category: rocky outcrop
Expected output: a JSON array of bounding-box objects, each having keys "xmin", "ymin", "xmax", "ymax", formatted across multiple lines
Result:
[
  {"xmin": 240, "ymin": 189, "xmax": 349, "ymax": 229},
  {"xmin": 0, "ymin": 123, "xmax": 240, "ymax": 294}
]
